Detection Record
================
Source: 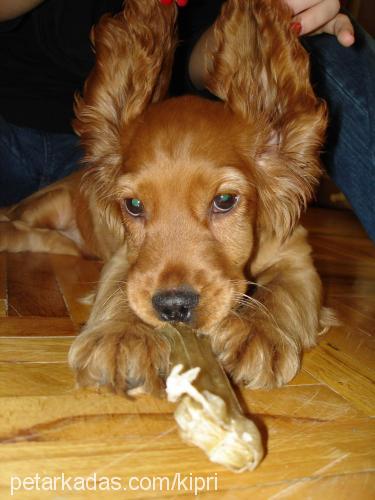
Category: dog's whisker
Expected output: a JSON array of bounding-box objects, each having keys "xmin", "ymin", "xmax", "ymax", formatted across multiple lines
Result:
[
  {"xmin": 233, "ymin": 297, "xmax": 259, "ymax": 312},
  {"xmin": 231, "ymin": 295, "xmax": 295, "ymax": 352},
  {"xmin": 228, "ymin": 308, "xmax": 248, "ymax": 326},
  {"xmin": 229, "ymin": 278, "xmax": 272, "ymax": 293},
  {"xmin": 233, "ymin": 291, "xmax": 281, "ymax": 329},
  {"xmin": 101, "ymin": 286, "xmax": 126, "ymax": 311}
]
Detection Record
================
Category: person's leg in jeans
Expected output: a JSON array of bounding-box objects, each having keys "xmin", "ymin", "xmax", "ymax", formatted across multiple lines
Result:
[
  {"xmin": 0, "ymin": 117, "xmax": 83, "ymax": 207},
  {"xmin": 302, "ymin": 21, "xmax": 375, "ymax": 241}
]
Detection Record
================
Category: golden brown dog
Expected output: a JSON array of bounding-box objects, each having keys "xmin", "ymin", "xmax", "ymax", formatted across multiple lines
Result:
[{"xmin": 0, "ymin": 0, "xmax": 333, "ymax": 393}]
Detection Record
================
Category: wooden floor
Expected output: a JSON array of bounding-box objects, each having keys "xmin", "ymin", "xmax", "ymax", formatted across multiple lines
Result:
[{"xmin": 0, "ymin": 207, "xmax": 374, "ymax": 499}]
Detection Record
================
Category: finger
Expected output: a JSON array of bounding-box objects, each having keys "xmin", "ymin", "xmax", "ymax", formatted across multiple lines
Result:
[
  {"xmin": 326, "ymin": 13, "xmax": 355, "ymax": 46},
  {"xmin": 293, "ymin": 0, "xmax": 340, "ymax": 35},
  {"xmin": 285, "ymin": 0, "xmax": 322, "ymax": 16}
]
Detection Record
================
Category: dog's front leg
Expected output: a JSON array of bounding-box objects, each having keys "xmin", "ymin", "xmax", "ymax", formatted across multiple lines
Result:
[
  {"xmin": 68, "ymin": 245, "xmax": 170, "ymax": 395},
  {"xmin": 212, "ymin": 227, "xmax": 329, "ymax": 389}
]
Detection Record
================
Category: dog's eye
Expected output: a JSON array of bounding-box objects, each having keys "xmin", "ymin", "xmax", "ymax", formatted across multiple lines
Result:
[
  {"xmin": 124, "ymin": 198, "xmax": 144, "ymax": 217},
  {"xmin": 212, "ymin": 194, "xmax": 239, "ymax": 213}
]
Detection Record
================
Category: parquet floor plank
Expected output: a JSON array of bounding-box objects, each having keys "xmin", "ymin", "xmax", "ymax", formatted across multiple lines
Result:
[
  {"xmin": 302, "ymin": 208, "xmax": 369, "ymax": 239},
  {"xmin": 0, "ymin": 363, "xmax": 74, "ymax": 397},
  {"xmin": 0, "ymin": 207, "xmax": 374, "ymax": 499},
  {"xmin": 7, "ymin": 253, "xmax": 68, "ymax": 318},
  {"xmin": 50, "ymin": 254, "xmax": 101, "ymax": 326},
  {"xmin": 303, "ymin": 343, "xmax": 374, "ymax": 415},
  {"xmin": 0, "ymin": 317, "xmax": 76, "ymax": 337},
  {"xmin": 0, "ymin": 253, "xmax": 7, "ymax": 316},
  {"xmin": 0, "ymin": 416, "xmax": 373, "ymax": 497},
  {"xmin": 0, "ymin": 337, "xmax": 73, "ymax": 363}
]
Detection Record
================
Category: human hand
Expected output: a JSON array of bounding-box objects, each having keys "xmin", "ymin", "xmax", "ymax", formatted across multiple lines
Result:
[
  {"xmin": 286, "ymin": 0, "xmax": 355, "ymax": 46},
  {"xmin": 0, "ymin": 0, "xmax": 45, "ymax": 22}
]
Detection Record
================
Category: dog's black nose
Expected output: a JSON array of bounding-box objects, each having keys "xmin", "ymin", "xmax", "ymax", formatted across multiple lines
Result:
[{"xmin": 152, "ymin": 287, "xmax": 199, "ymax": 323}]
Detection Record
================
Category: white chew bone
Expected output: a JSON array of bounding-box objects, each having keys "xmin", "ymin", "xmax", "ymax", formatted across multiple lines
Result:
[{"xmin": 166, "ymin": 363, "xmax": 263, "ymax": 473}]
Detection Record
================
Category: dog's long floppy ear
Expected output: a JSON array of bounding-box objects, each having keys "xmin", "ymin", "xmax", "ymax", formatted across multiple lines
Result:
[
  {"xmin": 74, "ymin": 0, "xmax": 177, "ymax": 169},
  {"xmin": 205, "ymin": 0, "xmax": 327, "ymax": 239}
]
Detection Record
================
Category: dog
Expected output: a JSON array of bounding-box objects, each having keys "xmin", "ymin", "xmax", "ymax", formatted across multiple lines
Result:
[{"xmin": 0, "ymin": 0, "xmax": 333, "ymax": 394}]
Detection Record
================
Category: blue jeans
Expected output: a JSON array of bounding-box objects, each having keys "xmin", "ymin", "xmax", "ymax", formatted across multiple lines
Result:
[
  {"xmin": 0, "ymin": 116, "xmax": 83, "ymax": 206},
  {"xmin": 302, "ymin": 22, "xmax": 375, "ymax": 241},
  {"xmin": 0, "ymin": 24, "xmax": 374, "ymax": 240}
]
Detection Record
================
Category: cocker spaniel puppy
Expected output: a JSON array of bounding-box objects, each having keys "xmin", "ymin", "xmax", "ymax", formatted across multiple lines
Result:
[{"xmin": 0, "ymin": 0, "xmax": 332, "ymax": 393}]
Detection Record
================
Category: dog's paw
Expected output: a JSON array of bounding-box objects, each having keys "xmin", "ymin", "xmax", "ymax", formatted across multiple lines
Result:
[
  {"xmin": 68, "ymin": 320, "xmax": 171, "ymax": 395},
  {"xmin": 211, "ymin": 316, "xmax": 301, "ymax": 389}
]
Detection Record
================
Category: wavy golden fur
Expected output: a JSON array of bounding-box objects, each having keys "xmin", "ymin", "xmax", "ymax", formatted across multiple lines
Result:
[{"xmin": 0, "ymin": 0, "xmax": 333, "ymax": 393}]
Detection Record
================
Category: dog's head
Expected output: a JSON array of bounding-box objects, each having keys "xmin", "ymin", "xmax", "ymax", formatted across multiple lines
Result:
[
  {"xmin": 74, "ymin": 0, "xmax": 326, "ymax": 331},
  {"xmin": 114, "ymin": 96, "xmax": 259, "ymax": 330}
]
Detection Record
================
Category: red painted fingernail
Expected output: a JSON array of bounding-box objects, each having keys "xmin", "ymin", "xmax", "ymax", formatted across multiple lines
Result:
[
  {"xmin": 176, "ymin": 0, "xmax": 188, "ymax": 6},
  {"xmin": 160, "ymin": 0, "xmax": 173, "ymax": 5},
  {"xmin": 290, "ymin": 22, "xmax": 302, "ymax": 36}
]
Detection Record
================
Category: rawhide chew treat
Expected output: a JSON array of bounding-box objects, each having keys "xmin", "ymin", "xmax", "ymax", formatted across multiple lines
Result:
[{"xmin": 161, "ymin": 324, "xmax": 263, "ymax": 473}]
